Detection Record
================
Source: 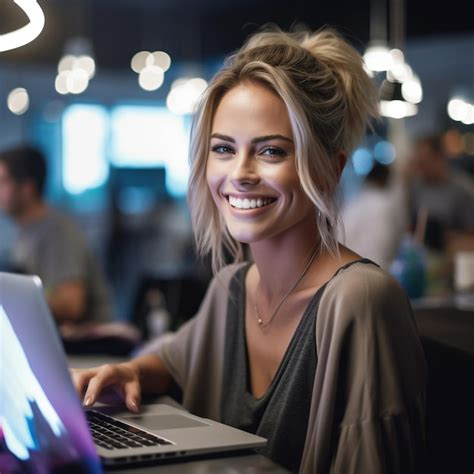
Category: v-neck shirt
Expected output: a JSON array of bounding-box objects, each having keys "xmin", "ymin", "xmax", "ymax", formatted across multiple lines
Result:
[{"xmin": 220, "ymin": 258, "xmax": 376, "ymax": 472}]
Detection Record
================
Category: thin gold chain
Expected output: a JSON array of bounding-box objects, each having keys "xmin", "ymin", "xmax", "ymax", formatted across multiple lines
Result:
[{"xmin": 253, "ymin": 243, "xmax": 319, "ymax": 329}]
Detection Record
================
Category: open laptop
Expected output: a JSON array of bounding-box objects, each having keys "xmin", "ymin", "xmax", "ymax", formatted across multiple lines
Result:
[{"xmin": 0, "ymin": 272, "xmax": 266, "ymax": 472}]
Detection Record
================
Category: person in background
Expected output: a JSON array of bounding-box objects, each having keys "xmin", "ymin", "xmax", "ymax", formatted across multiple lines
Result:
[
  {"xmin": 339, "ymin": 162, "xmax": 407, "ymax": 270},
  {"xmin": 405, "ymin": 135, "xmax": 474, "ymax": 291},
  {"xmin": 406, "ymin": 135, "xmax": 474, "ymax": 248},
  {"xmin": 0, "ymin": 145, "xmax": 113, "ymax": 326}
]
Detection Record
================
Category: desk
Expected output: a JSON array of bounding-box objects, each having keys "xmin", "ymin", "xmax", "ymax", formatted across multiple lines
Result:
[
  {"xmin": 412, "ymin": 294, "xmax": 474, "ymax": 355},
  {"xmin": 68, "ymin": 356, "xmax": 289, "ymax": 474},
  {"xmin": 99, "ymin": 455, "xmax": 286, "ymax": 474}
]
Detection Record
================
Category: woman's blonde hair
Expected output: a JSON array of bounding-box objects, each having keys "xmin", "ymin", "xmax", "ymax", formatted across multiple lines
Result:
[{"xmin": 188, "ymin": 25, "xmax": 379, "ymax": 274}]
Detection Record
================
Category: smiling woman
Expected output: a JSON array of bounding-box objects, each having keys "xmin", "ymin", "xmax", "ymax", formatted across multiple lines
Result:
[
  {"xmin": 206, "ymin": 83, "xmax": 315, "ymax": 246},
  {"xmin": 71, "ymin": 25, "xmax": 427, "ymax": 474}
]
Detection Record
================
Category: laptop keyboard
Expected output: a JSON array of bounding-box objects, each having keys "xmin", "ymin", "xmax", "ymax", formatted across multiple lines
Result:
[{"xmin": 86, "ymin": 410, "xmax": 172, "ymax": 450}]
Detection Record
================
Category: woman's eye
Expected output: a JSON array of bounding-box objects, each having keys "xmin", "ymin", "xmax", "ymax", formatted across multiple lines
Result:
[
  {"xmin": 260, "ymin": 147, "xmax": 286, "ymax": 158},
  {"xmin": 211, "ymin": 145, "xmax": 234, "ymax": 154}
]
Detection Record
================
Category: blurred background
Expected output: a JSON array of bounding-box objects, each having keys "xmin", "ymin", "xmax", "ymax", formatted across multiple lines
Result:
[{"xmin": 0, "ymin": 0, "xmax": 473, "ymax": 334}]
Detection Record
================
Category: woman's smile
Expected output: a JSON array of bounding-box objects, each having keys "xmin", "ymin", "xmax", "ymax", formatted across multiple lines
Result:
[{"xmin": 206, "ymin": 82, "xmax": 316, "ymax": 243}]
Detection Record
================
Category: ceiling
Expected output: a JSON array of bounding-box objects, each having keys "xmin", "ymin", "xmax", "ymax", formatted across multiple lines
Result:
[{"xmin": 0, "ymin": 0, "xmax": 472, "ymax": 71}]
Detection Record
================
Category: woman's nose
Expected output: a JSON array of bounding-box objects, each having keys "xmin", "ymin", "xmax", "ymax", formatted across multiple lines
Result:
[{"xmin": 230, "ymin": 153, "xmax": 259, "ymax": 186}]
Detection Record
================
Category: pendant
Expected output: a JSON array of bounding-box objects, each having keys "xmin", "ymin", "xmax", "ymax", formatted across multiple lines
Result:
[{"xmin": 257, "ymin": 317, "xmax": 263, "ymax": 325}]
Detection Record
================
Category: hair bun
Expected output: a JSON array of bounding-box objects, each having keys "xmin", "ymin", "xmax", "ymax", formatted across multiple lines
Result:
[
  {"xmin": 240, "ymin": 25, "xmax": 378, "ymax": 153},
  {"xmin": 300, "ymin": 28, "xmax": 379, "ymax": 151}
]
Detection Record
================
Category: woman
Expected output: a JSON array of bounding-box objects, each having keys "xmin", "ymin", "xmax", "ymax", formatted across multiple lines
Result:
[{"xmin": 72, "ymin": 26, "xmax": 427, "ymax": 473}]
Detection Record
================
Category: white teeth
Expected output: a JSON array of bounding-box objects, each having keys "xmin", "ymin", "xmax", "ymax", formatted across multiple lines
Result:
[{"xmin": 228, "ymin": 196, "xmax": 275, "ymax": 210}]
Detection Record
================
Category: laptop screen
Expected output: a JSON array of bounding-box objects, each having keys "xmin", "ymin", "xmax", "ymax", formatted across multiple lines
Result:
[{"xmin": 0, "ymin": 273, "xmax": 102, "ymax": 473}]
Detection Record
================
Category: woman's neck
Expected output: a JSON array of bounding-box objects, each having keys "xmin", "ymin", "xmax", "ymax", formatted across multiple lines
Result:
[
  {"xmin": 248, "ymin": 207, "xmax": 365, "ymax": 299},
  {"xmin": 248, "ymin": 220, "xmax": 323, "ymax": 302}
]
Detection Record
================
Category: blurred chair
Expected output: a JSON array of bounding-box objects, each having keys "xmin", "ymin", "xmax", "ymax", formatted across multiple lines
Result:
[{"xmin": 60, "ymin": 321, "xmax": 141, "ymax": 356}]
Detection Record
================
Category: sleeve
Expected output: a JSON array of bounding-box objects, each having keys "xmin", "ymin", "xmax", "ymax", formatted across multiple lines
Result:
[
  {"xmin": 141, "ymin": 263, "xmax": 244, "ymax": 421},
  {"xmin": 300, "ymin": 264, "xmax": 427, "ymax": 474}
]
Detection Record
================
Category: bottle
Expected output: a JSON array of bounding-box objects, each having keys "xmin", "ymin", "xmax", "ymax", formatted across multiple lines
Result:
[
  {"xmin": 146, "ymin": 289, "xmax": 170, "ymax": 339},
  {"xmin": 389, "ymin": 235, "xmax": 427, "ymax": 299}
]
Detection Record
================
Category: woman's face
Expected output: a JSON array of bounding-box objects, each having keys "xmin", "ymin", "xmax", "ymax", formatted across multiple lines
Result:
[{"xmin": 206, "ymin": 81, "xmax": 316, "ymax": 244}]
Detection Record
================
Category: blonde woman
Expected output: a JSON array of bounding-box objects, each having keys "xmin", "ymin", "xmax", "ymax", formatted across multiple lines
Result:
[{"xmin": 72, "ymin": 26, "xmax": 427, "ymax": 473}]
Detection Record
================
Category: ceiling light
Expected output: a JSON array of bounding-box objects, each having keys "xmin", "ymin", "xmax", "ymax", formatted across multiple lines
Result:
[
  {"xmin": 7, "ymin": 88, "xmax": 29, "ymax": 115},
  {"xmin": 401, "ymin": 75, "xmax": 423, "ymax": 104},
  {"xmin": 138, "ymin": 66, "xmax": 164, "ymax": 91},
  {"xmin": 0, "ymin": 0, "xmax": 45, "ymax": 52},
  {"xmin": 66, "ymin": 69, "xmax": 89, "ymax": 94},
  {"xmin": 363, "ymin": 43, "xmax": 392, "ymax": 72},
  {"xmin": 379, "ymin": 79, "xmax": 418, "ymax": 118},
  {"xmin": 76, "ymin": 55, "xmax": 96, "ymax": 79},
  {"xmin": 166, "ymin": 77, "xmax": 208, "ymax": 115},
  {"xmin": 55, "ymin": 38, "xmax": 95, "ymax": 95},
  {"xmin": 380, "ymin": 100, "xmax": 417, "ymax": 119},
  {"xmin": 131, "ymin": 51, "xmax": 151, "ymax": 73},
  {"xmin": 149, "ymin": 51, "xmax": 171, "ymax": 72},
  {"xmin": 461, "ymin": 105, "xmax": 474, "ymax": 125},
  {"xmin": 447, "ymin": 98, "xmax": 471, "ymax": 122}
]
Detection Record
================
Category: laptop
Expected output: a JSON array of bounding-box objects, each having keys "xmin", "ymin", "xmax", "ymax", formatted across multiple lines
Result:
[{"xmin": 0, "ymin": 272, "xmax": 266, "ymax": 472}]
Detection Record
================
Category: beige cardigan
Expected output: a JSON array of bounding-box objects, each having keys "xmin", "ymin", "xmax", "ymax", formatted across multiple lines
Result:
[{"xmin": 152, "ymin": 262, "xmax": 427, "ymax": 473}]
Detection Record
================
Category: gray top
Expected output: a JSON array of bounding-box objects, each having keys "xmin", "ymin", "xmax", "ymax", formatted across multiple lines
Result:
[
  {"xmin": 221, "ymin": 261, "xmax": 316, "ymax": 471},
  {"xmin": 152, "ymin": 261, "xmax": 427, "ymax": 473},
  {"xmin": 411, "ymin": 172, "xmax": 474, "ymax": 230},
  {"xmin": 12, "ymin": 207, "xmax": 112, "ymax": 322}
]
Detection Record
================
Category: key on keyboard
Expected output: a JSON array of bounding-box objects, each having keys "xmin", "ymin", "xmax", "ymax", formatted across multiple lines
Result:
[{"xmin": 86, "ymin": 410, "xmax": 172, "ymax": 450}]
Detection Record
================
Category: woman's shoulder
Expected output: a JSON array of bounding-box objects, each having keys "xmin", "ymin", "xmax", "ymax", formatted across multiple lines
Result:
[
  {"xmin": 328, "ymin": 259, "xmax": 406, "ymax": 303},
  {"xmin": 317, "ymin": 260, "xmax": 411, "ymax": 332}
]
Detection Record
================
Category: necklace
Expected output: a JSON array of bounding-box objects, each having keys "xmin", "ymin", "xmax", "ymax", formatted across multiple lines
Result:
[{"xmin": 253, "ymin": 243, "xmax": 319, "ymax": 328}]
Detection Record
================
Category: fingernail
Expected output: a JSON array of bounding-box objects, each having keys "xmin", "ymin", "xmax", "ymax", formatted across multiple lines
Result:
[
  {"xmin": 130, "ymin": 401, "xmax": 139, "ymax": 412},
  {"xmin": 84, "ymin": 396, "xmax": 92, "ymax": 406}
]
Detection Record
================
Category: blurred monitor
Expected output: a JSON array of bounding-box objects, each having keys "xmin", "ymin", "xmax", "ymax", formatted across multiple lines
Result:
[{"xmin": 109, "ymin": 167, "xmax": 167, "ymax": 215}]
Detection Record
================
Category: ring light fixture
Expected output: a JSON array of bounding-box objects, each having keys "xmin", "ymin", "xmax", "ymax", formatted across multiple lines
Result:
[{"xmin": 0, "ymin": 0, "xmax": 45, "ymax": 53}]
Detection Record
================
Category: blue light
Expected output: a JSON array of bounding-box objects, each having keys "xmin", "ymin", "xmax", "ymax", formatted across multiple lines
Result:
[
  {"xmin": 374, "ymin": 140, "xmax": 396, "ymax": 165},
  {"xmin": 0, "ymin": 305, "xmax": 66, "ymax": 461},
  {"xmin": 110, "ymin": 106, "xmax": 190, "ymax": 196},
  {"xmin": 352, "ymin": 147, "xmax": 374, "ymax": 176},
  {"xmin": 62, "ymin": 104, "xmax": 109, "ymax": 194}
]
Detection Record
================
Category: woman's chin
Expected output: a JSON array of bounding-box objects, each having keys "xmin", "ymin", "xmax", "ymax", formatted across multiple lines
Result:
[{"xmin": 227, "ymin": 227, "xmax": 278, "ymax": 245}]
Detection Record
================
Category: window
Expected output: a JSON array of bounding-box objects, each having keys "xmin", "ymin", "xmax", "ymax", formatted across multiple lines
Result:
[
  {"xmin": 110, "ymin": 106, "xmax": 190, "ymax": 196},
  {"xmin": 62, "ymin": 104, "xmax": 108, "ymax": 194}
]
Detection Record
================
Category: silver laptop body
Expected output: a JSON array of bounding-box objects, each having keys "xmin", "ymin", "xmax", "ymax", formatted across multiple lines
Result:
[{"xmin": 0, "ymin": 272, "xmax": 266, "ymax": 469}]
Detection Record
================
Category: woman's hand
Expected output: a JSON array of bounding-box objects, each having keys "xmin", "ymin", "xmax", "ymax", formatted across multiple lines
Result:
[{"xmin": 70, "ymin": 362, "xmax": 142, "ymax": 413}]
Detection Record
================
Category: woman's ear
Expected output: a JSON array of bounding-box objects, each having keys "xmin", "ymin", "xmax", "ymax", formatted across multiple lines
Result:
[{"xmin": 335, "ymin": 150, "xmax": 347, "ymax": 179}]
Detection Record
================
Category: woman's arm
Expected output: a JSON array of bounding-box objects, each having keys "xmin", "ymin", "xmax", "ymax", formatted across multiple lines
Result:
[
  {"xmin": 301, "ymin": 263, "xmax": 427, "ymax": 473},
  {"xmin": 128, "ymin": 353, "xmax": 173, "ymax": 394},
  {"xmin": 70, "ymin": 353, "xmax": 173, "ymax": 413}
]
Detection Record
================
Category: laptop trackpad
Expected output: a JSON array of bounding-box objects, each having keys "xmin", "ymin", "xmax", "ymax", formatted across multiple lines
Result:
[{"xmin": 124, "ymin": 414, "xmax": 209, "ymax": 430}]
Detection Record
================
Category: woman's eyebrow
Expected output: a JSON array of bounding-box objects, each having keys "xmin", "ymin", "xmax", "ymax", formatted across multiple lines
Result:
[{"xmin": 210, "ymin": 133, "xmax": 294, "ymax": 144}]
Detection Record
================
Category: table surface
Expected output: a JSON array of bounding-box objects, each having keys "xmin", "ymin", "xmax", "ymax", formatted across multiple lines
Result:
[
  {"xmin": 411, "ymin": 294, "xmax": 474, "ymax": 355},
  {"xmin": 68, "ymin": 356, "xmax": 289, "ymax": 473},
  {"xmin": 102, "ymin": 454, "xmax": 288, "ymax": 474}
]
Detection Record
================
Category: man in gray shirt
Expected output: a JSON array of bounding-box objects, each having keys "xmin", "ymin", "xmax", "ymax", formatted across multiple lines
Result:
[
  {"xmin": 0, "ymin": 145, "xmax": 112, "ymax": 324},
  {"xmin": 407, "ymin": 135, "xmax": 474, "ymax": 250}
]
